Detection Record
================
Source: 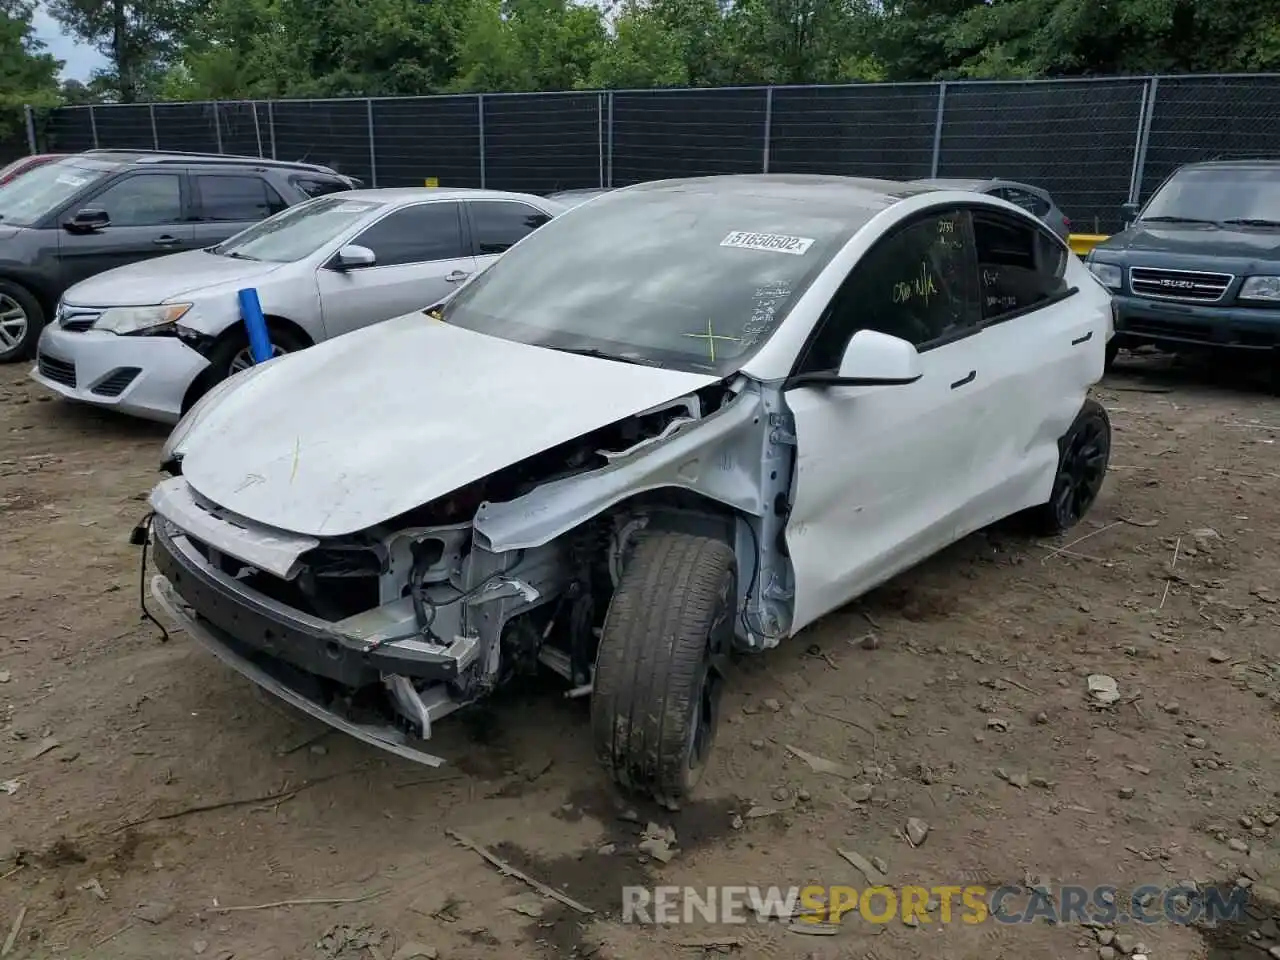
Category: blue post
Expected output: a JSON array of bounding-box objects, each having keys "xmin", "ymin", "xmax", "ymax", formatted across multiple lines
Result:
[{"xmin": 237, "ymin": 288, "xmax": 273, "ymax": 364}]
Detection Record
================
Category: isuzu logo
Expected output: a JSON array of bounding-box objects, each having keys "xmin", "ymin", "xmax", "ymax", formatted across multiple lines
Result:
[{"xmin": 1156, "ymin": 278, "xmax": 1197, "ymax": 289}]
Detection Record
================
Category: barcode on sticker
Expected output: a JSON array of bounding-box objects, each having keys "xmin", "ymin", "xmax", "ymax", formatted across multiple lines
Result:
[{"xmin": 721, "ymin": 231, "xmax": 814, "ymax": 256}]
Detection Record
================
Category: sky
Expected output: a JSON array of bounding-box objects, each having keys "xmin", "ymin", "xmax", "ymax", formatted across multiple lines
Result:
[{"xmin": 31, "ymin": 5, "xmax": 107, "ymax": 82}]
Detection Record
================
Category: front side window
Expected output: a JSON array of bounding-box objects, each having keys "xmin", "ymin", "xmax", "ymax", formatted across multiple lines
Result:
[
  {"xmin": 212, "ymin": 196, "xmax": 384, "ymax": 263},
  {"xmin": 351, "ymin": 203, "xmax": 466, "ymax": 266},
  {"xmin": 196, "ymin": 175, "xmax": 288, "ymax": 221},
  {"xmin": 798, "ymin": 209, "xmax": 981, "ymax": 373},
  {"xmin": 441, "ymin": 185, "xmax": 866, "ymax": 374},
  {"xmin": 470, "ymin": 201, "xmax": 551, "ymax": 254},
  {"xmin": 86, "ymin": 174, "xmax": 183, "ymax": 227},
  {"xmin": 0, "ymin": 159, "xmax": 113, "ymax": 227},
  {"xmin": 973, "ymin": 211, "xmax": 1069, "ymax": 321}
]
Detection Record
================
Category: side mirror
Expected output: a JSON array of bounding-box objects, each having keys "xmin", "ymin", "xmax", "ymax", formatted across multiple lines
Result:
[
  {"xmin": 65, "ymin": 208, "xmax": 110, "ymax": 233},
  {"xmin": 1120, "ymin": 201, "xmax": 1139, "ymax": 223},
  {"xmin": 787, "ymin": 330, "xmax": 923, "ymax": 390},
  {"xmin": 334, "ymin": 244, "xmax": 375, "ymax": 270}
]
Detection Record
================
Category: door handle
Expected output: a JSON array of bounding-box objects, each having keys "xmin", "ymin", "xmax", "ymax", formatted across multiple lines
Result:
[
  {"xmin": 950, "ymin": 370, "xmax": 977, "ymax": 390},
  {"xmin": 152, "ymin": 236, "xmax": 180, "ymax": 246},
  {"xmin": 445, "ymin": 270, "xmax": 470, "ymax": 282},
  {"xmin": 1071, "ymin": 331, "xmax": 1093, "ymax": 346}
]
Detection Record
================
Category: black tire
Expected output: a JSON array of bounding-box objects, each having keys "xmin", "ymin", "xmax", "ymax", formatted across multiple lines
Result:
[
  {"xmin": 184, "ymin": 326, "xmax": 306, "ymax": 412},
  {"xmin": 0, "ymin": 280, "xmax": 46, "ymax": 364},
  {"xmin": 591, "ymin": 530, "xmax": 735, "ymax": 805},
  {"xmin": 1028, "ymin": 398, "xmax": 1112, "ymax": 537},
  {"xmin": 1104, "ymin": 339, "xmax": 1119, "ymax": 373}
]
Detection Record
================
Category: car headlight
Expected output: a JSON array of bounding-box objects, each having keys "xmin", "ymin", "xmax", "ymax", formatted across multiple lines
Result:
[
  {"xmin": 160, "ymin": 359, "xmax": 274, "ymax": 464},
  {"xmin": 1088, "ymin": 261, "xmax": 1123, "ymax": 291},
  {"xmin": 1238, "ymin": 276, "xmax": 1280, "ymax": 303},
  {"xmin": 94, "ymin": 303, "xmax": 193, "ymax": 335}
]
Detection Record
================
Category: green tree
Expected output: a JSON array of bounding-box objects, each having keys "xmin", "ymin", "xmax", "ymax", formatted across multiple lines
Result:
[
  {"xmin": 1, "ymin": 0, "xmax": 61, "ymax": 146},
  {"xmin": 450, "ymin": 0, "xmax": 604, "ymax": 92},
  {"xmin": 47, "ymin": 0, "xmax": 191, "ymax": 101}
]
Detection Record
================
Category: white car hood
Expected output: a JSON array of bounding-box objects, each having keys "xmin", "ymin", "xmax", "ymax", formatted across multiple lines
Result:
[
  {"xmin": 63, "ymin": 249, "xmax": 285, "ymax": 306},
  {"xmin": 179, "ymin": 313, "xmax": 719, "ymax": 537}
]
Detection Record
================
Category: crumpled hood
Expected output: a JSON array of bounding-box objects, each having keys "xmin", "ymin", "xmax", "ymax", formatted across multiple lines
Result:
[
  {"xmin": 64, "ymin": 249, "xmax": 286, "ymax": 307},
  {"xmin": 179, "ymin": 312, "xmax": 719, "ymax": 537}
]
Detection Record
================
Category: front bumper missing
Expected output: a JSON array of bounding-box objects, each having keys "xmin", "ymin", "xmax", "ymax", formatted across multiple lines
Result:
[{"xmin": 150, "ymin": 574, "xmax": 452, "ymax": 768}]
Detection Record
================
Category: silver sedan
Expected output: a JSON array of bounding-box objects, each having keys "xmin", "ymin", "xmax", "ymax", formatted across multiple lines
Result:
[{"xmin": 31, "ymin": 187, "xmax": 566, "ymax": 423}]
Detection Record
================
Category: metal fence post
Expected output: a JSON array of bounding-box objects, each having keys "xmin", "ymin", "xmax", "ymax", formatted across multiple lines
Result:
[
  {"xmin": 251, "ymin": 102, "xmax": 263, "ymax": 157},
  {"xmin": 477, "ymin": 94, "xmax": 486, "ymax": 189},
  {"xmin": 366, "ymin": 98, "xmax": 378, "ymax": 187},
  {"xmin": 930, "ymin": 81, "xmax": 947, "ymax": 177},
  {"xmin": 606, "ymin": 91, "xmax": 614, "ymax": 188},
  {"xmin": 597, "ymin": 93, "xmax": 604, "ymax": 187},
  {"xmin": 88, "ymin": 104, "xmax": 99, "ymax": 148},
  {"xmin": 266, "ymin": 100, "xmax": 277, "ymax": 159},
  {"xmin": 149, "ymin": 102, "xmax": 159, "ymax": 149},
  {"xmin": 1130, "ymin": 78, "xmax": 1159, "ymax": 205},
  {"xmin": 23, "ymin": 105, "xmax": 36, "ymax": 153},
  {"xmin": 762, "ymin": 87, "xmax": 773, "ymax": 173},
  {"xmin": 213, "ymin": 100, "xmax": 224, "ymax": 153}
]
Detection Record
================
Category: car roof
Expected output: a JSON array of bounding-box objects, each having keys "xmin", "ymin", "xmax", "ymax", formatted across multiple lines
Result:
[
  {"xmin": 1179, "ymin": 159, "xmax": 1280, "ymax": 171},
  {"xmin": 76, "ymin": 149, "xmax": 351, "ymax": 177},
  {"xmin": 617, "ymin": 174, "xmax": 941, "ymax": 214},
  {"xmin": 326, "ymin": 187, "xmax": 559, "ymax": 204},
  {"xmin": 910, "ymin": 177, "xmax": 993, "ymax": 190}
]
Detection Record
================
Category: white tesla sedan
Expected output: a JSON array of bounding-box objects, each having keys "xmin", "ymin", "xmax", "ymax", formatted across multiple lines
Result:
[
  {"xmin": 30, "ymin": 188, "xmax": 565, "ymax": 422},
  {"xmin": 144, "ymin": 174, "xmax": 1114, "ymax": 804}
]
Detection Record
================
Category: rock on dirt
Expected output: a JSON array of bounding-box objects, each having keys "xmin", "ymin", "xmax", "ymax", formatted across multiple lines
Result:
[{"xmin": 905, "ymin": 818, "xmax": 929, "ymax": 846}]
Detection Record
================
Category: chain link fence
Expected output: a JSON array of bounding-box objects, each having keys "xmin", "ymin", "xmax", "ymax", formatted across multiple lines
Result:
[{"xmin": 25, "ymin": 74, "xmax": 1280, "ymax": 234}]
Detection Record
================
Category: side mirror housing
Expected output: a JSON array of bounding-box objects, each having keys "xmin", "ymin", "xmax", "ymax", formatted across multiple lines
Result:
[
  {"xmin": 65, "ymin": 208, "xmax": 110, "ymax": 233},
  {"xmin": 788, "ymin": 330, "xmax": 923, "ymax": 389},
  {"xmin": 1120, "ymin": 201, "xmax": 1139, "ymax": 223},
  {"xmin": 334, "ymin": 244, "xmax": 375, "ymax": 270}
]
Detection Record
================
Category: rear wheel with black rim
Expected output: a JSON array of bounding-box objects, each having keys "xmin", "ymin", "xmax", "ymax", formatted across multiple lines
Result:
[
  {"xmin": 1028, "ymin": 398, "xmax": 1111, "ymax": 536},
  {"xmin": 0, "ymin": 280, "xmax": 45, "ymax": 363},
  {"xmin": 591, "ymin": 530, "xmax": 735, "ymax": 807}
]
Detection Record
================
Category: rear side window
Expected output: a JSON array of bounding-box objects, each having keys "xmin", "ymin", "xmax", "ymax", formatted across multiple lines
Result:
[
  {"xmin": 469, "ymin": 201, "xmax": 552, "ymax": 255},
  {"xmin": 293, "ymin": 177, "xmax": 350, "ymax": 198},
  {"xmin": 996, "ymin": 187, "xmax": 1051, "ymax": 218},
  {"xmin": 973, "ymin": 211, "xmax": 1069, "ymax": 321},
  {"xmin": 196, "ymin": 175, "xmax": 288, "ymax": 221}
]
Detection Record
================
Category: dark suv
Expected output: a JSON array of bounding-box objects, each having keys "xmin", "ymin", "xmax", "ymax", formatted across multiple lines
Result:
[
  {"xmin": 0, "ymin": 150, "xmax": 360, "ymax": 362},
  {"xmin": 1086, "ymin": 160, "xmax": 1280, "ymax": 374}
]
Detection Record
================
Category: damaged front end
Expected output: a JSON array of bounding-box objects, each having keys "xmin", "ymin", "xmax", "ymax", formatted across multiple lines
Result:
[{"xmin": 147, "ymin": 374, "xmax": 798, "ymax": 768}]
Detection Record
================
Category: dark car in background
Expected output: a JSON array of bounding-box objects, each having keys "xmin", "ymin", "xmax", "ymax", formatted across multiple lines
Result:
[
  {"xmin": 1086, "ymin": 160, "xmax": 1280, "ymax": 374},
  {"xmin": 0, "ymin": 150, "xmax": 360, "ymax": 362},
  {"xmin": 909, "ymin": 178, "xmax": 1072, "ymax": 241}
]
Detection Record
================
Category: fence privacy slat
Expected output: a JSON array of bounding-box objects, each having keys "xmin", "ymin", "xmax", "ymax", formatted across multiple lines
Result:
[{"xmin": 10, "ymin": 75, "xmax": 1280, "ymax": 233}]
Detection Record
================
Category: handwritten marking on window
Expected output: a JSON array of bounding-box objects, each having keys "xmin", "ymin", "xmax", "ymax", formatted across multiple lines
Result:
[
  {"xmin": 682, "ymin": 318, "xmax": 742, "ymax": 363},
  {"xmin": 892, "ymin": 262, "xmax": 938, "ymax": 305},
  {"xmin": 938, "ymin": 219, "xmax": 956, "ymax": 235},
  {"xmin": 982, "ymin": 269, "xmax": 1001, "ymax": 286},
  {"xmin": 986, "ymin": 295, "xmax": 1017, "ymax": 310}
]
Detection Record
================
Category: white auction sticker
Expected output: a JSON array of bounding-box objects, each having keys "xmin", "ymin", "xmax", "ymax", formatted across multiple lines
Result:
[{"xmin": 721, "ymin": 231, "xmax": 815, "ymax": 256}]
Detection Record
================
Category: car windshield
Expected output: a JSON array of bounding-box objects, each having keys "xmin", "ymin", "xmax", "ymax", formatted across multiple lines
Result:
[
  {"xmin": 440, "ymin": 184, "xmax": 864, "ymax": 374},
  {"xmin": 1142, "ymin": 167, "xmax": 1280, "ymax": 225},
  {"xmin": 212, "ymin": 195, "xmax": 384, "ymax": 262},
  {"xmin": 0, "ymin": 159, "xmax": 113, "ymax": 227}
]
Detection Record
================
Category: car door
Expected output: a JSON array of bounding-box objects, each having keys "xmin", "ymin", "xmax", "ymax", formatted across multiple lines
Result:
[
  {"xmin": 784, "ymin": 207, "xmax": 993, "ymax": 633},
  {"xmin": 960, "ymin": 206, "xmax": 1100, "ymax": 532},
  {"xmin": 55, "ymin": 171, "xmax": 195, "ymax": 287},
  {"xmin": 315, "ymin": 200, "xmax": 475, "ymax": 340},
  {"xmin": 465, "ymin": 199, "xmax": 554, "ymax": 274},
  {"xmin": 190, "ymin": 172, "xmax": 291, "ymax": 248}
]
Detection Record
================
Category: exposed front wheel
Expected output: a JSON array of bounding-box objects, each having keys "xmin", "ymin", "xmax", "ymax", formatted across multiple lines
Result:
[
  {"xmin": 182, "ymin": 327, "xmax": 306, "ymax": 413},
  {"xmin": 1029, "ymin": 398, "xmax": 1112, "ymax": 536},
  {"xmin": 1104, "ymin": 339, "xmax": 1119, "ymax": 373},
  {"xmin": 591, "ymin": 530, "xmax": 735, "ymax": 806}
]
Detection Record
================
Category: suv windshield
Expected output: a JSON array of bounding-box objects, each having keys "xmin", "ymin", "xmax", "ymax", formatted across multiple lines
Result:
[
  {"xmin": 1142, "ymin": 167, "xmax": 1280, "ymax": 225},
  {"xmin": 213, "ymin": 195, "xmax": 383, "ymax": 262},
  {"xmin": 0, "ymin": 159, "xmax": 113, "ymax": 227},
  {"xmin": 441, "ymin": 185, "xmax": 863, "ymax": 374}
]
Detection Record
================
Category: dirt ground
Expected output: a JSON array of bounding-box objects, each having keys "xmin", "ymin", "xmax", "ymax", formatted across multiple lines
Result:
[{"xmin": 2, "ymin": 353, "xmax": 1280, "ymax": 960}]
